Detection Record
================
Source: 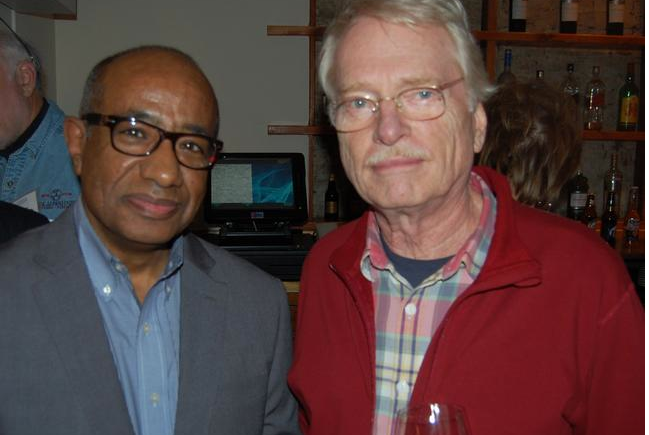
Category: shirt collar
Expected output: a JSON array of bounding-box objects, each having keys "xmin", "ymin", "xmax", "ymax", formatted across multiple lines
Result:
[
  {"xmin": 0, "ymin": 98, "xmax": 48, "ymax": 158},
  {"xmin": 361, "ymin": 172, "xmax": 497, "ymax": 283},
  {"xmin": 74, "ymin": 200, "xmax": 184, "ymax": 300}
]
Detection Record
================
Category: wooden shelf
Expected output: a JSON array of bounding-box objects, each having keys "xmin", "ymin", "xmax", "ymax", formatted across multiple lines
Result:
[
  {"xmin": 267, "ymin": 25, "xmax": 324, "ymax": 37},
  {"xmin": 268, "ymin": 26, "xmax": 645, "ymax": 50},
  {"xmin": 474, "ymin": 31, "xmax": 645, "ymax": 49},
  {"xmin": 268, "ymin": 124, "xmax": 334, "ymax": 135},
  {"xmin": 582, "ymin": 130, "xmax": 644, "ymax": 141},
  {"xmin": 268, "ymin": 125, "xmax": 645, "ymax": 141}
]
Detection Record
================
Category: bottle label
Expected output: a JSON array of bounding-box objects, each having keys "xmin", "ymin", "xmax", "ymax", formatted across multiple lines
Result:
[
  {"xmin": 325, "ymin": 201, "xmax": 338, "ymax": 214},
  {"xmin": 569, "ymin": 192, "xmax": 588, "ymax": 208},
  {"xmin": 608, "ymin": 2, "xmax": 624, "ymax": 23},
  {"xmin": 512, "ymin": 0, "xmax": 527, "ymax": 19},
  {"xmin": 619, "ymin": 95, "xmax": 639, "ymax": 123},
  {"xmin": 561, "ymin": 1, "xmax": 579, "ymax": 21}
]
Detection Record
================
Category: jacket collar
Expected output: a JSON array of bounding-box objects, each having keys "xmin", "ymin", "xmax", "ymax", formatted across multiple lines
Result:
[{"xmin": 330, "ymin": 167, "xmax": 542, "ymax": 292}]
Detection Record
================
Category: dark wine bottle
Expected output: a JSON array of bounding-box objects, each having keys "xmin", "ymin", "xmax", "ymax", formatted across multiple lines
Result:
[
  {"xmin": 324, "ymin": 173, "xmax": 339, "ymax": 221},
  {"xmin": 567, "ymin": 170, "xmax": 589, "ymax": 221},
  {"xmin": 600, "ymin": 190, "xmax": 618, "ymax": 248},
  {"xmin": 580, "ymin": 193, "xmax": 598, "ymax": 229},
  {"xmin": 509, "ymin": 0, "xmax": 527, "ymax": 32},
  {"xmin": 606, "ymin": 0, "xmax": 625, "ymax": 35},
  {"xmin": 560, "ymin": 0, "xmax": 579, "ymax": 33}
]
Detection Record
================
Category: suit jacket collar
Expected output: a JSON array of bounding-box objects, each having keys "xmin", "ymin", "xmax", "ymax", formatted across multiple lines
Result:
[
  {"xmin": 30, "ymin": 208, "xmax": 136, "ymax": 435},
  {"xmin": 31, "ymin": 209, "xmax": 232, "ymax": 435}
]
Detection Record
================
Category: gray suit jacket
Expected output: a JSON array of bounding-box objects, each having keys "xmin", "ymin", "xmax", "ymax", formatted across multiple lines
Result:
[{"xmin": 0, "ymin": 208, "xmax": 300, "ymax": 435}]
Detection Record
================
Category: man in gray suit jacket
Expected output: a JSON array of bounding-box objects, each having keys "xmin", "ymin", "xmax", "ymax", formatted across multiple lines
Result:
[{"xmin": 0, "ymin": 46, "xmax": 300, "ymax": 435}]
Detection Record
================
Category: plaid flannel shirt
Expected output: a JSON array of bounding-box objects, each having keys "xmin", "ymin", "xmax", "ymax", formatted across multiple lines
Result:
[{"xmin": 360, "ymin": 173, "xmax": 497, "ymax": 435}]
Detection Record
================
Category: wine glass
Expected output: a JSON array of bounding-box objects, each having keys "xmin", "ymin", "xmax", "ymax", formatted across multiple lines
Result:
[{"xmin": 394, "ymin": 403, "xmax": 470, "ymax": 435}]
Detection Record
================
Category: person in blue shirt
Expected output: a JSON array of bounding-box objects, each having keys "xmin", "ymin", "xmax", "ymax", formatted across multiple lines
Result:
[
  {"xmin": 0, "ymin": 45, "xmax": 299, "ymax": 435},
  {"xmin": 0, "ymin": 25, "xmax": 79, "ymax": 220}
]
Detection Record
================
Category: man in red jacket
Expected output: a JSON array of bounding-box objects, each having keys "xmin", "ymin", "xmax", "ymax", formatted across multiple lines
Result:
[{"xmin": 288, "ymin": 0, "xmax": 644, "ymax": 434}]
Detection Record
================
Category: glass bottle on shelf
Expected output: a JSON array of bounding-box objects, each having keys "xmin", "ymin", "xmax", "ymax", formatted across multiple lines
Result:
[
  {"xmin": 560, "ymin": 63, "xmax": 580, "ymax": 106},
  {"xmin": 497, "ymin": 49, "xmax": 516, "ymax": 85},
  {"xmin": 623, "ymin": 186, "xmax": 641, "ymax": 245},
  {"xmin": 532, "ymin": 70, "xmax": 545, "ymax": 89},
  {"xmin": 509, "ymin": 0, "xmax": 527, "ymax": 32},
  {"xmin": 324, "ymin": 173, "xmax": 339, "ymax": 221},
  {"xmin": 580, "ymin": 193, "xmax": 598, "ymax": 229},
  {"xmin": 617, "ymin": 62, "xmax": 640, "ymax": 131},
  {"xmin": 600, "ymin": 190, "xmax": 618, "ymax": 248},
  {"xmin": 583, "ymin": 66, "xmax": 605, "ymax": 131},
  {"xmin": 560, "ymin": 0, "xmax": 579, "ymax": 33},
  {"xmin": 606, "ymin": 0, "xmax": 625, "ymax": 35},
  {"xmin": 567, "ymin": 170, "xmax": 589, "ymax": 221},
  {"xmin": 603, "ymin": 152, "xmax": 623, "ymax": 216}
]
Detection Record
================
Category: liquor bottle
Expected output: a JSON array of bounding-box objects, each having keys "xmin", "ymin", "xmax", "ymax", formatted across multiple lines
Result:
[
  {"xmin": 580, "ymin": 193, "xmax": 598, "ymax": 229},
  {"xmin": 606, "ymin": 0, "xmax": 625, "ymax": 35},
  {"xmin": 583, "ymin": 66, "xmax": 605, "ymax": 131},
  {"xmin": 497, "ymin": 49, "xmax": 516, "ymax": 85},
  {"xmin": 617, "ymin": 63, "xmax": 640, "ymax": 131},
  {"xmin": 600, "ymin": 190, "xmax": 618, "ymax": 248},
  {"xmin": 532, "ymin": 70, "xmax": 545, "ymax": 89},
  {"xmin": 324, "ymin": 173, "xmax": 339, "ymax": 221},
  {"xmin": 560, "ymin": 63, "xmax": 580, "ymax": 106},
  {"xmin": 509, "ymin": 0, "xmax": 527, "ymax": 32},
  {"xmin": 560, "ymin": 0, "xmax": 579, "ymax": 33},
  {"xmin": 603, "ymin": 152, "xmax": 623, "ymax": 215},
  {"xmin": 567, "ymin": 170, "xmax": 589, "ymax": 221},
  {"xmin": 623, "ymin": 186, "xmax": 641, "ymax": 245}
]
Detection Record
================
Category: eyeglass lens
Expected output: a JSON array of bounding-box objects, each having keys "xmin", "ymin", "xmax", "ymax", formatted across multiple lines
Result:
[{"xmin": 112, "ymin": 119, "xmax": 215, "ymax": 168}]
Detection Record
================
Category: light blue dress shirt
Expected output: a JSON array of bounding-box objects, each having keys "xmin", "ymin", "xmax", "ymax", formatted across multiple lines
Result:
[{"xmin": 74, "ymin": 200, "xmax": 181, "ymax": 435}]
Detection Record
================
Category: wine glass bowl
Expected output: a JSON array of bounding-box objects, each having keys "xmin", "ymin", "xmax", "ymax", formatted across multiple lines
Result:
[{"xmin": 395, "ymin": 403, "xmax": 470, "ymax": 435}]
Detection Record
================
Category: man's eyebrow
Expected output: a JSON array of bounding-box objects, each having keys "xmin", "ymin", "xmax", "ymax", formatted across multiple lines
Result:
[{"xmin": 121, "ymin": 111, "xmax": 212, "ymax": 136}]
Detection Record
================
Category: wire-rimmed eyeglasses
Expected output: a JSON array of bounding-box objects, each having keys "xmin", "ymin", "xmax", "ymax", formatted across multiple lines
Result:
[
  {"xmin": 329, "ymin": 77, "xmax": 464, "ymax": 133},
  {"xmin": 81, "ymin": 113, "xmax": 223, "ymax": 170}
]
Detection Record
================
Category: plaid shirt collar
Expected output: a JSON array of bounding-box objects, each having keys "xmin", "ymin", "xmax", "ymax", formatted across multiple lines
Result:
[{"xmin": 361, "ymin": 172, "xmax": 496, "ymax": 284}]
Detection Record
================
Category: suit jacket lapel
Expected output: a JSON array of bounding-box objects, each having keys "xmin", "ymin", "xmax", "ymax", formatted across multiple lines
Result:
[
  {"xmin": 30, "ymin": 210, "xmax": 135, "ymax": 435},
  {"xmin": 174, "ymin": 236, "xmax": 229, "ymax": 435}
]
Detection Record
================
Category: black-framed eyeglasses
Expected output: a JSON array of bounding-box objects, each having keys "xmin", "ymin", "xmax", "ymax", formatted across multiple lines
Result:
[
  {"xmin": 329, "ymin": 77, "xmax": 464, "ymax": 133},
  {"xmin": 82, "ymin": 113, "xmax": 223, "ymax": 170},
  {"xmin": 0, "ymin": 16, "xmax": 38, "ymax": 69}
]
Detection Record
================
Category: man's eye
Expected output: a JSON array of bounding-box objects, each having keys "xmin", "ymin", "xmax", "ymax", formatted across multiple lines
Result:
[
  {"xmin": 178, "ymin": 140, "xmax": 206, "ymax": 154},
  {"xmin": 341, "ymin": 98, "xmax": 370, "ymax": 112},
  {"xmin": 119, "ymin": 128, "xmax": 147, "ymax": 139},
  {"xmin": 416, "ymin": 90, "xmax": 433, "ymax": 99}
]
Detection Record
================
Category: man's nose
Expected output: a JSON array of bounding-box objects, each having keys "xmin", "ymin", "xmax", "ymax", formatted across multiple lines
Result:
[
  {"xmin": 374, "ymin": 99, "xmax": 407, "ymax": 146},
  {"xmin": 140, "ymin": 139, "xmax": 183, "ymax": 187}
]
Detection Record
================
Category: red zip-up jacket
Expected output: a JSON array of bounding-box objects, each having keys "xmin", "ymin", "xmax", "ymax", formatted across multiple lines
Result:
[{"xmin": 288, "ymin": 167, "xmax": 644, "ymax": 435}]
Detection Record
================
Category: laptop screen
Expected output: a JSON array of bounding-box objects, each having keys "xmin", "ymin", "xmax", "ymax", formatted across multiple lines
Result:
[{"xmin": 204, "ymin": 152, "xmax": 308, "ymax": 227}]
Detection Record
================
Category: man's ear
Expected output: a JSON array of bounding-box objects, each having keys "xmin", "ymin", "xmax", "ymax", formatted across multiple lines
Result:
[
  {"xmin": 15, "ymin": 60, "xmax": 37, "ymax": 97},
  {"xmin": 64, "ymin": 117, "xmax": 86, "ymax": 177},
  {"xmin": 472, "ymin": 103, "xmax": 487, "ymax": 154}
]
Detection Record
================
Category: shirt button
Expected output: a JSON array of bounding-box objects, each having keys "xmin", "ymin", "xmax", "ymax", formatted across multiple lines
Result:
[
  {"xmin": 397, "ymin": 380, "xmax": 410, "ymax": 394},
  {"xmin": 143, "ymin": 323, "xmax": 151, "ymax": 335},
  {"xmin": 102, "ymin": 284, "xmax": 112, "ymax": 296},
  {"xmin": 6, "ymin": 180, "xmax": 13, "ymax": 188},
  {"xmin": 115, "ymin": 264, "xmax": 125, "ymax": 272},
  {"xmin": 165, "ymin": 285, "xmax": 172, "ymax": 294},
  {"xmin": 405, "ymin": 303, "xmax": 417, "ymax": 316},
  {"xmin": 150, "ymin": 392, "xmax": 160, "ymax": 406}
]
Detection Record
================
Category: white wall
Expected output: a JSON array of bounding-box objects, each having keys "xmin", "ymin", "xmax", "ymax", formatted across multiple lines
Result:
[{"xmin": 54, "ymin": 0, "xmax": 309, "ymax": 158}]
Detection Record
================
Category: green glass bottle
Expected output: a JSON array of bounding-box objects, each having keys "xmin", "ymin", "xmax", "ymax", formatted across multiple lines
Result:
[{"xmin": 617, "ymin": 63, "xmax": 640, "ymax": 131}]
